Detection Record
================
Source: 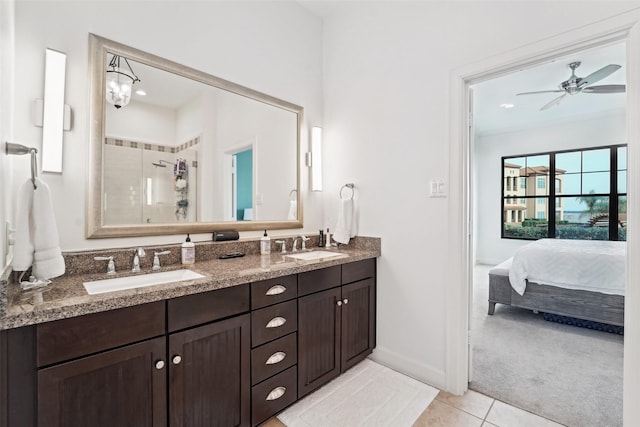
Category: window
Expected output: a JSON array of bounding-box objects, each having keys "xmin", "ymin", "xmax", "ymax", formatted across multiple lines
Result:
[{"xmin": 502, "ymin": 144, "xmax": 626, "ymax": 241}]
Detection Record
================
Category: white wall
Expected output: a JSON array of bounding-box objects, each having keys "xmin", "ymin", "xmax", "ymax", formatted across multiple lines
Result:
[
  {"xmin": 0, "ymin": 0, "xmax": 15, "ymax": 273},
  {"xmin": 106, "ymin": 101, "xmax": 177, "ymax": 146},
  {"xmin": 10, "ymin": 1, "xmax": 324, "ymax": 251},
  {"xmin": 321, "ymin": 1, "xmax": 640, "ymax": 389},
  {"xmin": 475, "ymin": 111, "xmax": 627, "ymax": 265}
]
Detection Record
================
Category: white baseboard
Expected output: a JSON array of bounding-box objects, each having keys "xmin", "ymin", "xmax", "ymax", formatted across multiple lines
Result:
[{"xmin": 370, "ymin": 346, "xmax": 446, "ymax": 391}]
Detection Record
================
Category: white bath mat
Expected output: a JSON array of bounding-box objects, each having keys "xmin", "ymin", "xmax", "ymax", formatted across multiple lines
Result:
[{"xmin": 277, "ymin": 358, "xmax": 438, "ymax": 427}]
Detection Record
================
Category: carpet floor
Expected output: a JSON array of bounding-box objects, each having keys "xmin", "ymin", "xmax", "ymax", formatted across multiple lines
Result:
[
  {"xmin": 470, "ymin": 264, "xmax": 624, "ymax": 427},
  {"xmin": 278, "ymin": 359, "xmax": 439, "ymax": 427}
]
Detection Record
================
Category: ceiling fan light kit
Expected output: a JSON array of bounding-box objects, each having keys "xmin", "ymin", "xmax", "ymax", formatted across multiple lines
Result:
[{"xmin": 517, "ymin": 61, "xmax": 626, "ymax": 110}]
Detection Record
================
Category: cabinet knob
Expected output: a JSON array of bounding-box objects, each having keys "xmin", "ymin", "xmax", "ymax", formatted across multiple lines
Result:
[
  {"xmin": 155, "ymin": 360, "xmax": 165, "ymax": 370},
  {"xmin": 266, "ymin": 316, "xmax": 286, "ymax": 328},
  {"xmin": 336, "ymin": 300, "xmax": 342, "ymax": 306},
  {"xmin": 172, "ymin": 355, "xmax": 182, "ymax": 365},
  {"xmin": 343, "ymin": 298, "xmax": 349, "ymax": 305},
  {"xmin": 266, "ymin": 386, "xmax": 287, "ymax": 401}
]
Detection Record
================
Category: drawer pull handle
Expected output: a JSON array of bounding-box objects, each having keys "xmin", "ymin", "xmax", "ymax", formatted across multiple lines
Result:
[
  {"xmin": 337, "ymin": 300, "xmax": 342, "ymax": 306},
  {"xmin": 155, "ymin": 360, "xmax": 165, "ymax": 370},
  {"xmin": 266, "ymin": 285, "xmax": 286, "ymax": 295},
  {"xmin": 266, "ymin": 316, "xmax": 286, "ymax": 328},
  {"xmin": 266, "ymin": 351, "xmax": 286, "ymax": 365},
  {"xmin": 172, "ymin": 355, "xmax": 182, "ymax": 365},
  {"xmin": 266, "ymin": 386, "xmax": 287, "ymax": 401}
]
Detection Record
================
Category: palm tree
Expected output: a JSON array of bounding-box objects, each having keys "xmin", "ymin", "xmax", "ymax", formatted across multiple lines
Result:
[{"xmin": 576, "ymin": 190, "xmax": 609, "ymax": 216}]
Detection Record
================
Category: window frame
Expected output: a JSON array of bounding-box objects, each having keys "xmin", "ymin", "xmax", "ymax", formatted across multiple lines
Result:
[{"xmin": 501, "ymin": 144, "xmax": 626, "ymax": 241}]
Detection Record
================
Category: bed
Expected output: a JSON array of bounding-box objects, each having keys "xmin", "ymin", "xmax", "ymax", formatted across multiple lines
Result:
[{"xmin": 488, "ymin": 239, "xmax": 625, "ymax": 327}]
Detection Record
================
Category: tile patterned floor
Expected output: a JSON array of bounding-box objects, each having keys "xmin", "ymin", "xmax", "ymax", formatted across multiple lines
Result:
[{"xmin": 261, "ymin": 388, "xmax": 565, "ymax": 427}]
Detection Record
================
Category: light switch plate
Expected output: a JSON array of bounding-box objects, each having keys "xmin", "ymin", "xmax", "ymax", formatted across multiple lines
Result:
[{"xmin": 429, "ymin": 179, "xmax": 447, "ymax": 198}]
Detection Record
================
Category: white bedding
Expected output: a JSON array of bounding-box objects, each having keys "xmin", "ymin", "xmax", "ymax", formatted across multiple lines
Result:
[{"xmin": 508, "ymin": 239, "xmax": 626, "ymax": 296}]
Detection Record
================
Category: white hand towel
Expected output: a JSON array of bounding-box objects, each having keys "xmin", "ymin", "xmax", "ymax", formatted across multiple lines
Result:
[
  {"xmin": 333, "ymin": 198, "xmax": 356, "ymax": 245},
  {"xmin": 13, "ymin": 178, "xmax": 65, "ymax": 279},
  {"xmin": 31, "ymin": 178, "xmax": 65, "ymax": 279},
  {"xmin": 288, "ymin": 200, "xmax": 297, "ymax": 220},
  {"xmin": 12, "ymin": 180, "xmax": 35, "ymax": 271}
]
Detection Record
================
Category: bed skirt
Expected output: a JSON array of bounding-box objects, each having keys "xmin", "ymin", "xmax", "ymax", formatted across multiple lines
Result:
[{"xmin": 488, "ymin": 272, "xmax": 624, "ymax": 327}]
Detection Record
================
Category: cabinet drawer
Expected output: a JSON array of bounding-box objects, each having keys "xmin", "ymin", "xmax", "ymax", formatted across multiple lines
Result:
[
  {"xmin": 251, "ymin": 333, "xmax": 297, "ymax": 385},
  {"xmin": 37, "ymin": 301, "xmax": 165, "ymax": 367},
  {"xmin": 251, "ymin": 365, "xmax": 297, "ymax": 427},
  {"xmin": 251, "ymin": 300, "xmax": 297, "ymax": 347},
  {"xmin": 342, "ymin": 258, "xmax": 376, "ymax": 285},
  {"xmin": 298, "ymin": 265, "xmax": 341, "ymax": 297},
  {"xmin": 251, "ymin": 275, "xmax": 297, "ymax": 310},
  {"xmin": 168, "ymin": 284, "xmax": 249, "ymax": 332}
]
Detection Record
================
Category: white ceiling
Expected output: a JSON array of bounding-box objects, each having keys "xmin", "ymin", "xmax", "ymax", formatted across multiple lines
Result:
[{"xmin": 472, "ymin": 42, "xmax": 627, "ymax": 135}]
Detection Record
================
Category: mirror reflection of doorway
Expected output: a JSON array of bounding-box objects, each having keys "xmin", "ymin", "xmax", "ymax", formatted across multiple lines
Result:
[
  {"xmin": 224, "ymin": 141, "xmax": 255, "ymax": 222},
  {"xmin": 235, "ymin": 149, "xmax": 253, "ymax": 220}
]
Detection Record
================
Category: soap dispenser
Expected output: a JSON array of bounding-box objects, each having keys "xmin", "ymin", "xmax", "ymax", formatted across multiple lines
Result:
[
  {"xmin": 181, "ymin": 234, "xmax": 195, "ymax": 265},
  {"xmin": 260, "ymin": 230, "xmax": 271, "ymax": 255}
]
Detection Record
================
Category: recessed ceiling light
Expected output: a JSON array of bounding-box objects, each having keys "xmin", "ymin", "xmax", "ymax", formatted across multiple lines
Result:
[
  {"xmin": 500, "ymin": 103, "xmax": 515, "ymax": 109},
  {"xmin": 136, "ymin": 89, "xmax": 147, "ymax": 96}
]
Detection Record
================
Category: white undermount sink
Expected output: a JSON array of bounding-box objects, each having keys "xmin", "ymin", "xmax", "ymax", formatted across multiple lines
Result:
[
  {"xmin": 83, "ymin": 269, "xmax": 205, "ymax": 295},
  {"xmin": 285, "ymin": 250, "xmax": 348, "ymax": 262}
]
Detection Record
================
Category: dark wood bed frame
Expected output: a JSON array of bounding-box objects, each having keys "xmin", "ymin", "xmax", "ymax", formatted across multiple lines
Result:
[{"xmin": 488, "ymin": 273, "xmax": 625, "ymax": 326}]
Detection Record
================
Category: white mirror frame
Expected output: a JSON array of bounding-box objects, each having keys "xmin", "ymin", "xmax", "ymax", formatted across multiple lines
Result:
[{"xmin": 86, "ymin": 34, "xmax": 303, "ymax": 238}]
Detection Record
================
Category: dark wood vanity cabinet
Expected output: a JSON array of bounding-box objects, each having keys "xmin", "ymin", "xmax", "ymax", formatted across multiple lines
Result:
[
  {"xmin": 38, "ymin": 337, "xmax": 167, "ymax": 427},
  {"xmin": 298, "ymin": 259, "xmax": 376, "ymax": 398},
  {"xmin": 35, "ymin": 285, "xmax": 252, "ymax": 427},
  {"xmin": 249, "ymin": 277, "xmax": 299, "ymax": 427},
  {"xmin": 169, "ymin": 314, "xmax": 251, "ymax": 427},
  {"xmin": 34, "ymin": 302, "xmax": 167, "ymax": 427},
  {"xmin": 0, "ymin": 257, "xmax": 376, "ymax": 427}
]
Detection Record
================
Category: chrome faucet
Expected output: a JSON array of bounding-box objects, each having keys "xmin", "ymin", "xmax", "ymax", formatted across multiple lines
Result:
[
  {"xmin": 152, "ymin": 251, "xmax": 171, "ymax": 270},
  {"xmin": 132, "ymin": 248, "xmax": 146, "ymax": 272},
  {"xmin": 94, "ymin": 256, "xmax": 116, "ymax": 275},
  {"xmin": 292, "ymin": 235, "xmax": 309, "ymax": 252}
]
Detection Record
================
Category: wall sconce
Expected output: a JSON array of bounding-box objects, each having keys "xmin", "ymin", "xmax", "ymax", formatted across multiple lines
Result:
[
  {"xmin": 307, "ymin": 126, "xmax": 323, "ymax": 192},
  {"xmin": 42, "ymin": 48, "xmax": 67, "ymax": 173},
  {"xmin": 106, "ymin": 54, "xmax": 140, "ymax": 109}
]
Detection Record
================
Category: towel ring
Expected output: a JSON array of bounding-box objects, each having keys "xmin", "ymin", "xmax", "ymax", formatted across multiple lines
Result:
[
  {"xmin": 340, "ymin": 183, "xmax": 355, "ymax": 200},
  {"xmin": 289, "ymin": 189, "xmax": 297, "ymax": 202}
]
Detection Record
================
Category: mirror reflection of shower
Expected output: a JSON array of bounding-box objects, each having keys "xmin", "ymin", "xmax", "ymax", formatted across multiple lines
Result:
[{"xmin": 102, "ymin": 138, "xmax": 199, "ymax": 225}]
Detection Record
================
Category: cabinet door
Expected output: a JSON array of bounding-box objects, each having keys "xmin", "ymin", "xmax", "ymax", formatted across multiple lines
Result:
[
  {"xmin": 169, "ymin": 314, "xmax": 251, "ymax": 427},
  {"xmin": 297, "ymin": 287, "xmax": 342, "ymax": 398},
  {"xmin": 38, "ymin": 337, "xmax": 166, "ymax": 427},
  {"xmin": 341, "ymin": 278, "xmax": 376, "ymax": 372}
]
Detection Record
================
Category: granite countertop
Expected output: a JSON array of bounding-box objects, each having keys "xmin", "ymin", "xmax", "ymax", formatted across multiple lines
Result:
[{"xmin": 1, "ymin": 237, "xmax": 380, "ymax": 330}]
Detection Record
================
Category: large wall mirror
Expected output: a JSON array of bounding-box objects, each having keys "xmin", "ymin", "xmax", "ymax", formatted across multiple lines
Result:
[{"xmin": 87, "ymin": 34, "xmax": 302, "ymax": 238}]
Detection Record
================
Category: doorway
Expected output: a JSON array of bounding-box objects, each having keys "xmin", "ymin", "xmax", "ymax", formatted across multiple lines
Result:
[{"xmin": 446, "ymin": 11, "xmax": 640, "ymax": 426}]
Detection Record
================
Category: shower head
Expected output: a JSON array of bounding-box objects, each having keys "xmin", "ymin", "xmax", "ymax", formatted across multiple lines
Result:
[{"xmin": 152, "ymin": 160, "xmax": 175, "ymax": 167}]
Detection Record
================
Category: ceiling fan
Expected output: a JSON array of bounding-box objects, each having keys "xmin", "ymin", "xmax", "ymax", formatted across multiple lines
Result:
[{"xmin": 516, "ymin": 61, "xmax": 626, "ymax": 111}]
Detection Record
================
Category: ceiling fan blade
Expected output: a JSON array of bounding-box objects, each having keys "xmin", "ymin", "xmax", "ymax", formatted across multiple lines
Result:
[
  {"xmin": 516, "ymin": 90, "xmax": 564, "ymax": 96},
  {"xmin": 540, "ymin": 93, "xmax": 567, "ymax": 111},
  {"xmin": 582, "ymin": 84, "xmax": 626, "ymax": 94},
  {"xmin": 579, "ymin": 64, "xmax": 621, "ymax": 87}
]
